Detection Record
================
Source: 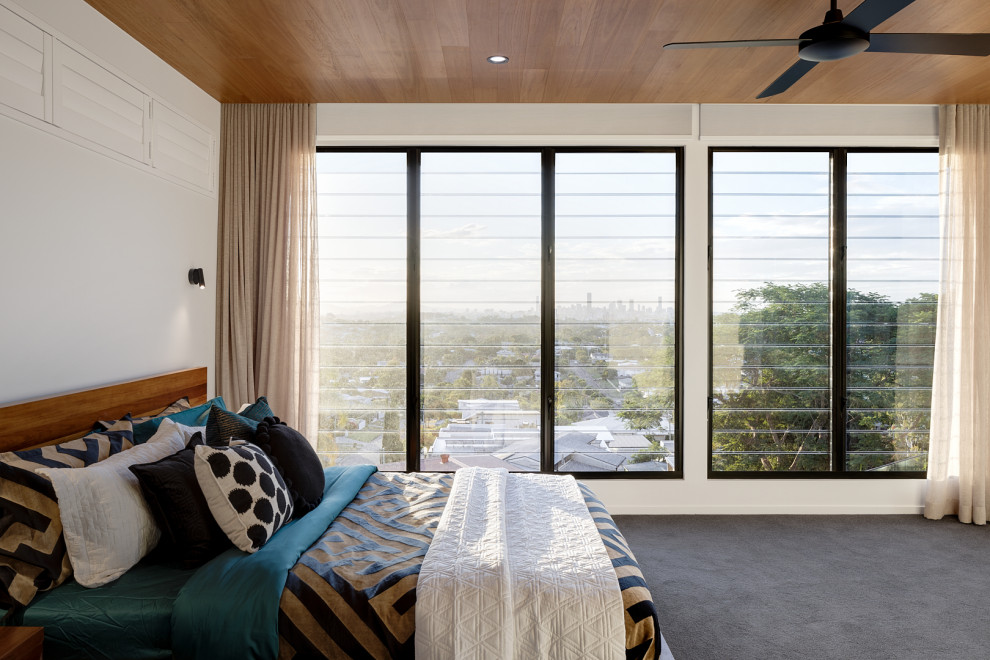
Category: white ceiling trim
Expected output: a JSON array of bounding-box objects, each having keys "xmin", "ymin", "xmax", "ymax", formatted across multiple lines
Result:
[{"xmin": 316, "ymin": 103, "xmax": 938, "ymax": 147}]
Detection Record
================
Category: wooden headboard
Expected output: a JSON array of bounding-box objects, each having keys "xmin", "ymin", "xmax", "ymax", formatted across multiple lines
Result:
[{"xmin": 0, "ymin": 367, "xmax": 208, "ymax": 452}]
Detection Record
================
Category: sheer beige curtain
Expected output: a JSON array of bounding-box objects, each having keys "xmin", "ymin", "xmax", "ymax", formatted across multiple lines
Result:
[
  {"xmin": 924, "ymin": 105, "xmax": 990, "ymax": 525},
  {"xmin": 216, "ymin": 104, "xmax": 319, "ymax": 443}
]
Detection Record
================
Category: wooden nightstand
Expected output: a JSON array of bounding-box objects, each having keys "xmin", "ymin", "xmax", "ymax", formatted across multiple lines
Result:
[{"xmin": 0, "ymin": 627, "xmax": 43, "ymax": 660}]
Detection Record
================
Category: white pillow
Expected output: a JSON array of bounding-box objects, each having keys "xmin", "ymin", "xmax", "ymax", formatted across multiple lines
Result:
[
  {"xmin": 148, "ymin": 418, "xmax": 205, "ymax": 446},
  {"xmin": 35, "ymin": 418, "xmax": 190, "ymax": 587}
]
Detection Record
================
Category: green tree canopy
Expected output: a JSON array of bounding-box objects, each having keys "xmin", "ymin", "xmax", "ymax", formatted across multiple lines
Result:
[{"xmin": 712, "ymin": 282, "xmax": 935, "ymax": 472}]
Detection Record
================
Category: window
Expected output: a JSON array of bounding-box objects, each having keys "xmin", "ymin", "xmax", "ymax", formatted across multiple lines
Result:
[
  {"xmin": 555, "ymin": 153, "xmax": 678, "ymax": 472},
  {"xmin": 318, "ymin": 148, "xmax": 681, "ymax": 476},
  {"xmin": 710, "ymin": 148, "xmax": 938, "ymax": 476},
  {"xmin": 317, "ymin": 152, "xmax": 407, "ymax": 470},
  {"xmin": 420, "ymin": 152, "xmax": 542, "ymax": 470},
  {"xmin": 845, "ymin": 152, "xmax": 938, "ymax": 472}
]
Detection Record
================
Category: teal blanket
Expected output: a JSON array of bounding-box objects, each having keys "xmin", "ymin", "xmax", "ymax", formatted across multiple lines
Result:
[
  {"xmin": 18, "ymin": 557, "xmax": 196, "ymax": 660},
  {"xmin": 171, "ymin": 465, "xmax": 377, "ymax": 660}
]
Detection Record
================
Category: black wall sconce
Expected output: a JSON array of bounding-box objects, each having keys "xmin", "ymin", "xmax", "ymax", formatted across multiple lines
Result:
[{"xmin": 188, "ymin": 268, "xmax": 206, "ymax": 289}]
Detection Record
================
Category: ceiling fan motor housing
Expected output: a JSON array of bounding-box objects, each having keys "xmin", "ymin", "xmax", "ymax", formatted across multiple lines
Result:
[{"xmin": 798, "ymin": 22, "xmax": 870, "ymax": 61}]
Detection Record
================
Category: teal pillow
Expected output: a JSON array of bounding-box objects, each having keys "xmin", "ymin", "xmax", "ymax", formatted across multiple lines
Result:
[
  {"xmin": 205, "ymin": 407, "xmax": 260, "ymax": 446},
  {"xmin": 239, "ymin": 396, "xmax": 274, "ymax": 422},
  {"xmin": 132, "ymin": 397, "xmax": 226, "ymax": 444}
]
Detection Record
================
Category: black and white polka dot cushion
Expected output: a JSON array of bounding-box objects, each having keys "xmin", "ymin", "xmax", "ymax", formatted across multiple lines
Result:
[{"xmin": 193, "ymin": 441, "xmax": 294, "ymax": 552}]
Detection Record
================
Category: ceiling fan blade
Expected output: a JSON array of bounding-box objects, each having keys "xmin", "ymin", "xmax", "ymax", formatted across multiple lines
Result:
[
  {"xmin": 757, "ymin": 60, "xmax": 819, "ymax": 98},
  {"xmin": 867, "ymin": 33, "xmax": 990, "ymax": 56},
  {"xmin": 844, "ymin": 0, "xmax": 918, "ymax": 33},
  {"xmin": 664, "ymin": 39, "xmax": 803, "ymax": 50}
]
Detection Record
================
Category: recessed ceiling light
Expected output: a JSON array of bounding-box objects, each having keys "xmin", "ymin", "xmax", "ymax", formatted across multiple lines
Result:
[{"xmin": 487, "ymin": 55, "xmax": 509, "ymax": 64}]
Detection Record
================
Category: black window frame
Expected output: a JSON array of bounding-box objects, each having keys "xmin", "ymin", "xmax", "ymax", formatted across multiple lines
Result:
[
  {"xmin": 318, "ymin": 145, "xmax": 684, "ymax": 479},
  {"xmin": 707, "ymin": 146, "xmax": 937, "ymax": 479}
]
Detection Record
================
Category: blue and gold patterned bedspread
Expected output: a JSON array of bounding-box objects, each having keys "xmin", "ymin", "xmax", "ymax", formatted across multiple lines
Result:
[{"xmin": 277, "ymin": 472, "xmax": 660, "ymax": 660}]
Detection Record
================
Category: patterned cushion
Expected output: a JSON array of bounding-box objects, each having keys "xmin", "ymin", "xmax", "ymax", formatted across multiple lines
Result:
[
  {"xmin": 193, "ymin": 443, "xmax": 293, "ymax": 553},
  {"xmin": 0, "ymin": 418, "xmax": 134, "ymax": 608},
  {"xmin": 134, "ymin": 396, "xmax": 192, "ymax": 424},
  {"xmin": 205, "ymin": 407, "xmax": 260, "ymax": 447},
  {"xmin": 238, "ymin": 396, "xmax": 274, "ymax": 422},
  {"xmin": 92, "ymin": 396, "xmax": 192, "ymax": 430}
]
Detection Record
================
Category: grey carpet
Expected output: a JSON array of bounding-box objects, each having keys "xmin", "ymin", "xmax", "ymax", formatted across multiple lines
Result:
[{"xmin": 613, "ymin": 515, "xmax": 989, "ymax": 660}]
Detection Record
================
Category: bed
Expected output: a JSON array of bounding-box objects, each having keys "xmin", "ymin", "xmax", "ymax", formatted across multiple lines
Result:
[{"xmin": 0, "ymin": 368, "xmax": 672, "ymax": 660}]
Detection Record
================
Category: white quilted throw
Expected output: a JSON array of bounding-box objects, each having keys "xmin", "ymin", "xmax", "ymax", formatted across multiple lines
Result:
[{"xmin": 416, "ymin": 467, "xmax": 625, "ymax": 660}]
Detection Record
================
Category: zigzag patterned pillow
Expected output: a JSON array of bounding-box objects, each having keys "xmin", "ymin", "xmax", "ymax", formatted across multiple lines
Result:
[
  {"xmin": 0, "ymin": 418, "xmax": 134, "ymax": 608},
  {"xmin": 93, "ymin": 397, "xmax": 192, "ymax": 430}
]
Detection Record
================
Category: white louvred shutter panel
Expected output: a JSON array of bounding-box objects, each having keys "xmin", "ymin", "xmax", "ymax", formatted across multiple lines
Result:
[
  {"xmin": 0, "ymin": 5, "xmax": 47, "ymax": 121},
  {"xmin": 53, "ymin": 40, "xmax": 146, "ymax": 162},
  {"xmin": 151, "ymin": 100, "xmax": 215, "ymax": 192}
]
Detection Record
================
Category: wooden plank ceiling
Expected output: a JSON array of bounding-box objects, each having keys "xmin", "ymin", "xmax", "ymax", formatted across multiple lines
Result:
[{"xmin": 82, "ymin": 0, "xmax": 990, "ymax": 103}]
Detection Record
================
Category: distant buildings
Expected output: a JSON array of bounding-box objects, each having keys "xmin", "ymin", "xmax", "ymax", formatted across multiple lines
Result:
[{"xmin": 424, "ymin": 399, "xmax": 672, "ymax": 472}]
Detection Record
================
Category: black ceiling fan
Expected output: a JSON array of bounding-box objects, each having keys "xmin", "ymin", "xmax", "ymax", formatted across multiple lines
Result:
[{"xmin": 663, "ymin": 0, "xmax": 990, "ymax": 98}]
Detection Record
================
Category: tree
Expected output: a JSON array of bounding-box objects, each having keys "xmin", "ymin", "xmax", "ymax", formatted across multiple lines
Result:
[
  {"xmin": 555, "ymin": 373, "xmax": 591, "ymax": 424},
  {"xmin": 380, "ymin": 411, "xmax": 404, "ymax": 463},
  {"xmin": 619, "ymin": 390, "xmax": 670, "ymax": 431},
  {"xmin": 477, "ymin": 374, "xmax": 500, "ymax": 399},
  {"xmin": 629, "ymin": 438, "xmax": 671, "ymax": 464},
  {"xmin": 712, "ymin": 282, "xmax": 936, "ymax": 472},
  {"xmin": 617, "ymin": 321, "xmax": 675, "ymax": 436}
]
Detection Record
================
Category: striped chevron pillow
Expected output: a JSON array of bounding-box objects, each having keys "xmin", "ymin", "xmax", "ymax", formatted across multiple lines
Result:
[
  {"xmin": 0, "ymin": 417, "xmax": 134, "ymax": 609},
  {"xmin": 93, "ymin": 396, "xmax": 192, "ymax": 431}
]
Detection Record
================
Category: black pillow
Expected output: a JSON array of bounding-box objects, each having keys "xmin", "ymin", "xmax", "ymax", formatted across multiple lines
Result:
[
  {"xmin": 129, "ymin": 436, "xmax": 231, "ymax": 568},
  {"xmin": 205, "ymin": 407, "xmax": 259, "ymax": 447},
  {"xmin": 253, "ymin": 417, "xmax": 324, "ymax": 518}
]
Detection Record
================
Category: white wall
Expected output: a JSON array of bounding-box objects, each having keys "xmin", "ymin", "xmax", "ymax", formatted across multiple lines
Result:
[
  {"xmin": 317, "ymin": 102, "xmax": 938, "ymax": 514},
  {"xmin": 0, "ymin": 0, "xmax": 220, "ymax": 403}
]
